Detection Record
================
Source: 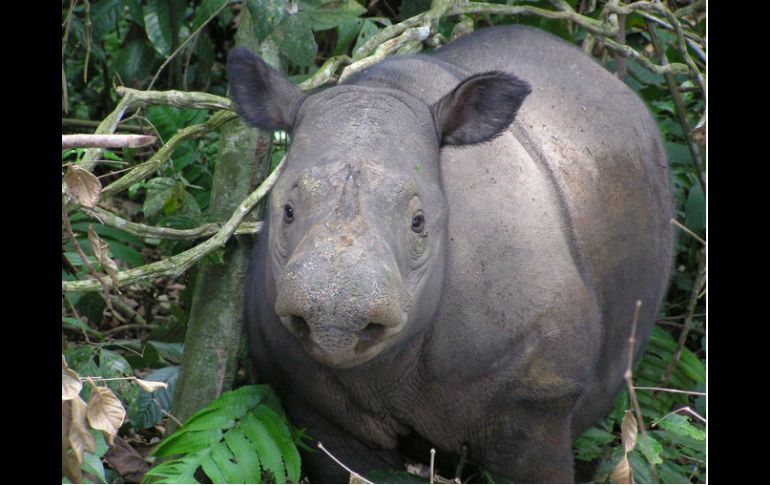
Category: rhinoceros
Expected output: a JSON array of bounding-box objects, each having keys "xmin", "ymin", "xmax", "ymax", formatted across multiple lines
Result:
[{"xmin": 228, "ymin": 24, "xmax": 673, "ymax": 483}]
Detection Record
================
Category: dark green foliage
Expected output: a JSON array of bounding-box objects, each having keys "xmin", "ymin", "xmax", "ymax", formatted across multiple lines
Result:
[
  {"xmin": 130, "ymin": 366, "xmax": 180, "ymax": 430},
  {"xmin": 142, "ymin": 385, "xmax": 303, "ymax": 484}
]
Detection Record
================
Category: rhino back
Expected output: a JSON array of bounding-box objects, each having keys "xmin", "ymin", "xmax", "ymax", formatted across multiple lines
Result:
[{"xmin": 420, "ymin": 26, "xmax": 673, "ymax": 430}]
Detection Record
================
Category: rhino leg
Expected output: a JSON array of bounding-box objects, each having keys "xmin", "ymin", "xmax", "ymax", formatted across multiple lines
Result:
[
  {"xmin": 472, "ymin": 403, "xmax": 576, "ymax": 483},
  {"xmin": 282, "ymin": 395, "xmax": 405, "ymax": 482}
]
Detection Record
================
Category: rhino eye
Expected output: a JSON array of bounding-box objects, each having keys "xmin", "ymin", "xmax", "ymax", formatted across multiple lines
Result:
[
  {"xmin": 283, "ymin": 203, "xmax": 295, "ymax": 224},
  {"xmin": 411, "ymin": 212, "xmax": 425, "ymax": 233}
]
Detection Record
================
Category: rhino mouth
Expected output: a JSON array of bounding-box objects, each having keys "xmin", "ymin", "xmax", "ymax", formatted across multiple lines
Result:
[{"xmin": 282, "ymin": 315, "xmax": 402, "ymax": 368}]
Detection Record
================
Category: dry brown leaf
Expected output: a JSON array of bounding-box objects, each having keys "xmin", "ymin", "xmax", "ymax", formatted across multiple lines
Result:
[
  {"xmin": 105, "ymin": 435, "xmax": 150, "ymax": 483},
  {"xmin": 135, "ymin": 378, "xmax": 168, "ymax": 393},
  {"xmin": 62, "ymin": 355, "xmax": 82, "ymax": 400},
  {"xmin": 88, "ymin": 225, "xmax": 120, "ymax": 286},
  {"xmin": 64, "ymin": 162, "xmax": 102, "ymax": 208},
  {"xmin": 70, "ymin": 395, "xmax": 97, "ymax": 456},
  {"xmin": 86, "ymin": 378, "xmax": 126, "ymax": 445},
  {"xmin": 620, "ymin": 410, "xmax": 638, "ymax": 454},
  {"xmin": 62, "ymin": 400, "xmax": 83, "ymax": 483},
  {"xmin": 610, "ymin": 453, "xmax": 633, "ymax": 484}
]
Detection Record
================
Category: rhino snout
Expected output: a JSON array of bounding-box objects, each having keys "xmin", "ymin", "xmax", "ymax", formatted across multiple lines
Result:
[{"xmin": 274, "ymin": 234, "xmax": 409, "ymax": 368}]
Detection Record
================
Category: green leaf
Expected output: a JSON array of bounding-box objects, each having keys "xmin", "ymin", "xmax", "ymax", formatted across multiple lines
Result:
[
  {"xmin": 658, "ymin": 461, "xmax": 693, "ymax": 484},
  {"xmin": 125, "ymin": 0, "xmax": 146, "ymax": 26},
  {"xmin": 142, "ymin": 451, "xmax": 206, "ymax": 483},
  {"xmin": 148, "ymin": 341, "xmax": 184, "ymax": 364},
  {"xmin": 353, "ymin": 19, "xmax": 380, "ymax": 57},
  {"xmin": 274, "ymin": 12, "xmax": 318, "ymax": 67},
  {"xmin": 573, "ymin": 426, "xmax": 615, "ymax": 461},
  {"xmin": 62, "ymin": 317, "xmax": 102, "ymax": 337},
  {"xmin": 116, "ymin": 39, "xmax": 156, "ymax": 87},
  {"xmin": 146, "ymin": 385, "xmax": 300, "ymax": 484},
  {"xmin": 144, "ymin": 178, "xmax": 183, "ymax": 220},
  {"xmin": 664, "ymin": 142, "xmax": 691, "ymax": 168},
  {"xmin": 82, "ymin": 451, "xmax": 107, "ymax": 483},
  {"xmin": 684, "ymin": 182, "xmax": 705, "ymax": 235},
  {"xmin": 638, "ymin": 434, "xmax": 663, "ymax": 466},
  {"xmin": 656, "ymin": 414, "xmax": 705, "ymax": 441},
  {"xmin": 246, "ymin": 0, "xmax": 287, "ymax": 42},
  {"xmin": 192, "ymin": 0, "xmax": 228, "ymax": 30},
  {"xmin": 143, "ymin": 0, "xmax": 187, "ymax": 57},
  {"xmin": 303, "ymin": 0, "xmax": 367, "ymax": 31},
  {"xmin": 335, "ymin": 18, "xmax": 362, "ymax": 55},
  {"xmin": 130, "ymin": 366, "xmax": 179, "ymax": 430}
]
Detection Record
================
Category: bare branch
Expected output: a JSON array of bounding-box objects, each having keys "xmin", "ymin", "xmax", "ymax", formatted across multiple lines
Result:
[
  {"xmin": 62, "ymin": 134, "xmax": 157, "ymax": 149},
  {"xmin": 316, "ymin": 442, "xmax": 373, "ymax": 484}
]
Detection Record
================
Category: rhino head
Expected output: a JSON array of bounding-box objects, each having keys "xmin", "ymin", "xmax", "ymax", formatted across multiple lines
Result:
[{"xmin": 228, "ymin": 49, "xmax": 530, "ymax": 368}]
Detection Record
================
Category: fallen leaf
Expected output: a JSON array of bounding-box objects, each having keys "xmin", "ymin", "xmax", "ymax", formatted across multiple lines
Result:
[
  {"xmin": 62, "ymin": 400, "xmax": 82, "ymax": 483},
  {"xmin": 64, "ymin": 162, "xmax": 102, "ymax": 208},
  {"xmin": 105, "ymin": 435, "xmax": 150, "ymax": 483}
]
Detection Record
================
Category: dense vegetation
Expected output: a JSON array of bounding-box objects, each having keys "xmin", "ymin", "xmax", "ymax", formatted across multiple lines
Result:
[{"xmin": 62, "ymin": 1, "xmax": 706, "ymax": 483}]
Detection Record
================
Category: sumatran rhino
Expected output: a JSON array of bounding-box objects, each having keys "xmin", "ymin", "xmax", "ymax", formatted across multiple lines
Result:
[{"xmin": 229, "ymin": 25, "xmax": 673, "ymax": 483}]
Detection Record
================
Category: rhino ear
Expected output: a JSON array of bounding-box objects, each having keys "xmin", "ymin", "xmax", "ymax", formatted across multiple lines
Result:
[
  {"xmin": 432, "ymin": 72, "xmax": 531, "ymax": 146},
  {"xmin": 227, "ymin": 48, "xmax": 304, "ymax": 131}
]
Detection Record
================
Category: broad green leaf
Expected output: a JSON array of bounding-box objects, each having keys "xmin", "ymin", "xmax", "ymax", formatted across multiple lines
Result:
[
  {"xmin": 638, "ymin": 434, "xmax": 663, "ymax": 466},
  {"xmin": 335, "ymin": 18, "xmax": 362, "ymax": 55},
  {"xmin": 148, "ymin": 341, "xmax": 184, "ymax": 364},
  {"xmin": 246, "ymin": 0, "xmax": 287, "ymax": 42},
  {"xmin": 656, "ymin": 414, "xmax": 705, "ymax": 441},
  {"xmin": 125, "ymin": 0, "xmax": 146, "ymax": 26},
  {"xmin": 82, "ymin": 451, "xmax": 107, "ymax": 483},
  {"xmin": 304, "ymin": 0, "xmax": 367, "ymax": 31},
  {"xmin": 658, "ymin": 460, "xmax": 692, "ymax": 484},
  {"xmin": 684, "ymin": 182, "xmax": 706, "ymax": 234},
  {"xmin": 573, "ymin": 426, "xmax": 615, "ymax": 461},
  {"xmin": 192, "ymin": 0, "xmax": 228, "ymax": 30},
  {"xmin": 62, "ymin": 317, "xmax": 102, "ymax": 337},
  {"xmin": 353, "ymin": 19, "xmax": 380, "ymax": 57},
  {"xmin": 130, "ymin": 366, "xmax": 179, "ymax": 430},
  {"xmin": 143, "ymin": 0, "xmax": 187, "ymax": 57},
  {"xmin": 274, "ymin": 12, "xmax": 318, "ymax": 67},
  {"xmin": 116, "ymin": 40, "xmax": 156, "ymax": 87},
  {"xmin": 627, "ymin": 450, "xmax": 654, "ymax": 484},
  {"xmin": 664, "ymin": 142, "xmax": 692, "ymax": 169}
]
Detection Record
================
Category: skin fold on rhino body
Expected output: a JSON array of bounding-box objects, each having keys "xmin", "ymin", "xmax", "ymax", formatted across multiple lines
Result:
[{"xmin": 228, "ymin": 25, "xmax": 673, "ymax": 483}]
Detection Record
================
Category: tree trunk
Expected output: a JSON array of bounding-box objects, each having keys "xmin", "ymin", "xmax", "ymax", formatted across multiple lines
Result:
[{"xmin": 168, "ymin": 9, "xmax": 281, "ymax": 433}]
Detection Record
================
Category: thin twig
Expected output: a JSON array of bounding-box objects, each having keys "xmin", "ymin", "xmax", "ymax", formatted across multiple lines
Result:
[
  {"xmin": 623, "ymin": 300, "xmax": 659, "ymax": 483},
  {"xmin": 62, "ymin": 195, "xmax": 115, "ymax": 316},
  {"xmin": 671, "ymin": 218, "xmax": 706, "ymax": 245},
  {"xmin": 653, "ymin": 406, "xmax": 706, "ymax": 425},
  {"xmin": 430, "ymin": 448, "xmax": 436, "ymax": 485},
  {"xmin": 316, "ymin": 442, "xmax": 373, "ymax": 484},
  {"xmin": 633, "ymin": 386, "xmax": 705, "ymax": 396},
  {"xmin": 647, "ymin": 21, "xmax": 706, "ymax": 195}
]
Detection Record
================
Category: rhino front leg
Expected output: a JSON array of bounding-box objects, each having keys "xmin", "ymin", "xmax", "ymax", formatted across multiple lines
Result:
[
  {"xmin": 282, "ymin": 395, "xmax": 406, "ymax": 483},
  {"xmin": 472, "ymin": 404, "xmax": 576, "ymax": 483}
]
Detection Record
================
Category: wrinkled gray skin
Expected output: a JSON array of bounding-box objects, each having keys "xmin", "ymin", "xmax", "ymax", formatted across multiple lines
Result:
[{"xmin": 229, "ymin": 25, "xmax": 673, "ymax": 483}]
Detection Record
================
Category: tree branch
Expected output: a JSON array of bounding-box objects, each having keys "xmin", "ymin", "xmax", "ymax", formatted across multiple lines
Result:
[{"xmin": 62, "ymin": 156, "xmax": 285, "ymax": 293}]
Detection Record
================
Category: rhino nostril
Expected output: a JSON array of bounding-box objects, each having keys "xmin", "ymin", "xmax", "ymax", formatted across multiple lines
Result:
[
  {"xmin": 289, "ymin": 316, "xmax": 310, "ymax": 339},
  {"xmin": 355, "ymin": 323, "xmax": 387, "ymax": 353}
]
